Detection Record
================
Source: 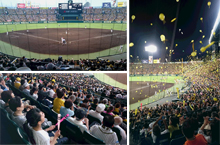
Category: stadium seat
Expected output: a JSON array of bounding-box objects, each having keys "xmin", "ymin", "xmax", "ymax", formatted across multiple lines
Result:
[
  {"xmin": 50, "ymin": 109, "xmax": 58, "ymax": 124},
  {"xmin": 112, "ymin": 127, "xmax": 122, "ymax": 142},
  {"xmin": 170, "ymin": 136, "xmax": 186, "ymax": 145},
  {"xmin": 40, "ymin": 103, "xmax": 52, "ymax": 119},
  {"xmin": 63, "ymin": 119, "xmax": 84, "ymax": 143},
  {"xmin": 171, "ymin": 129, "xmax": 183, "ymax": 139},
  {"xmin": 17, "ymin": 127, "xmax": 32, "ymax": 145},
  {"xmin": 83, "ymin": 131, "xmax": 105, "ymax": 145},
  {"xmin": 87, "ymin": 114, "xmax": 102, "ymax": 125},
  {"xmin": 155, "ymin": 132, "xmax": 170, "ymax": 145}
]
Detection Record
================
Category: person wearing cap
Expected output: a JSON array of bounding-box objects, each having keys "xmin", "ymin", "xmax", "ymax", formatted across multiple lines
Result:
[
  {"xmin": 114, "ymin": 116, "xmax": 127, "ymax": 141},
  {"xmin": 14, "ymin": 77, "xmax": 21, "ymax": 89},
  {"xmin": 89, "ymin": 103, "xmax": 105, "ymax": 122},
  {"xmin": 90, "ymin": 115, "xmax": 119, "ymax": 144},
  {"xmin": 23, "ymin": 82, "xmax": 31, "ymax": 96},
  {"xmin": 68, "ymin": 109, "xmax": 89, "ymax": 133}
]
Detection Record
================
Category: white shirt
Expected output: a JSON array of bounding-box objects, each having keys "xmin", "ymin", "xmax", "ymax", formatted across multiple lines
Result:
[
  {"xmin": 48, "ymin": 89, "xmax": 55, "ymax": 98},
  {"xmin": 89, "ymin": 110, "xmax": 104, "ymax": 122},
  {"xmin": 90, "ymin": 125, "xmax": 119, "ymax": 145},
  {"xmin": 114, "ymin": 125, "xmax": 127, "ymax": 140},
  {"xmin": 32, "ymin": 93, "xmax": 38, "ymax": 100},
  {"xmin": 68, "ymin": 117, "xmax": 88, "ymax": 133},
  {"xmin": 32, "ymin": 129, "xmax": 50, "ymax": 145},
  {"xmin": 151, "ymin": 129, "xmax": 169, "ymax": 143}
]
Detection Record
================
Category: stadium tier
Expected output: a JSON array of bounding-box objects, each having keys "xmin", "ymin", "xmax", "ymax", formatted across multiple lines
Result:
[{"xmin": 0, "ymin": 73, "xmax": 127, "ymax": 144}]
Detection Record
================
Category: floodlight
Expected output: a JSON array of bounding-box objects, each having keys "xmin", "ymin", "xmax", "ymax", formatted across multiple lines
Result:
[
  {"xmin": 145, "ymin": 45, "xmax": 157, "ymax": 53},
  {"xmin": 209, "ymin": 9, "xmax": 220, "ymax": 43}
]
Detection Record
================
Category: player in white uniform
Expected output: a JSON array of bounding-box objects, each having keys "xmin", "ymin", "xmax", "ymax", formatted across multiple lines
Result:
[
  {"xmin": 66, "ymin": 31, "xmax": 67, "ymax": 34},
  {"xmin": 12, "ymin": 29, "xmax": 13, "ymax": 32},
  {"xmin": 119, "ymin": 45, "xmax": 123, "ymax": 52},
  {"xmin": 27, "ymin": 29, "xmax": 29, "ymax": 33},
  {"xmin": 6, "ymin": 32, "xmax": 8, "ymax": 35},
  {"xmin": 85, "ymin": 25, "xmax": 87, "ymax": 29},
  {"xmin": 111, "ymin": 28, "xmax": 113, "ymax": 33},
  {"xmin": 61, "ymin": 37, "xmax": 66, "ymax": 45},
  {"xmin": 59, "ymin": 24, "xmax": 60, "ymax": 27},
  {"xmin": 45, "ymin": 26, "xmax": 47, "ymax": 29}
]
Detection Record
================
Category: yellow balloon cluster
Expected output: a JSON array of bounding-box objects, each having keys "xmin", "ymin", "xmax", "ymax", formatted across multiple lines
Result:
[
  {"xmin": 131, "ymin": 15, "xmax": 135, "ymax": 22},
  {"xmin": 159, "ymin": 13, "xmax": 165, "ymax": 24},
  {"xmin": 129, "ymin": 42, "xmax": 134, "ymax": 47}
]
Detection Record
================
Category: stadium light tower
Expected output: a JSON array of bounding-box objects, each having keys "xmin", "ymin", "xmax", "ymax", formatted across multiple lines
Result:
[{"xmin": 145, "ymin": 45, "xmax": 157, "ymax": 53}]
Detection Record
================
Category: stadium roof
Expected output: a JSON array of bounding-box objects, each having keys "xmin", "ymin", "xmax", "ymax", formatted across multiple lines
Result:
[{"xmin": 130, "ymin": 0, "xmax": 220, "ymax": 61}]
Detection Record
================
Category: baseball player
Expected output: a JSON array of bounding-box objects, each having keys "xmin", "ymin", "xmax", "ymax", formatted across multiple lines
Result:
[
  {"xmin": 111, "ymin": 28, "xmax": 113, "ymax": 33},
  {"xmin": 85, "ymin": 25, "xmax": 87, "ymax": 29},
  {"xmin": 66, "ymin": 31, "xmax": 67, "ymax": 34},
  {"xmin": 12, "ymin": 29, "xmax": 13, "ymax": 32},
  {"xmin": 27, "ymin": 29, "xmax": 29, "ymax": 33},
  {"xmin": 6, "ymin": 32, "xmax": 8, "ymax": 35},
  {"xmin": 61, "ymin": 37, "xmax": 66, "ymax": 45},
  {"xmin": 119, "ymin": 45, "xmax": 123, "ymax": 52},
  {"xmin": 59, "ymin": 24, "xmax": 60, "ymax": 27},
  {"xmin": 45, "ymin": 26, "xmax": 47, "ymax": 29}
]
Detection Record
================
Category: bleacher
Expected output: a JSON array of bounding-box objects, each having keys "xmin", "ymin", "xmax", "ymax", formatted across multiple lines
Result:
[{"xmin": 0, "ymin": 73, "xmax": 127, "ymax": 144}]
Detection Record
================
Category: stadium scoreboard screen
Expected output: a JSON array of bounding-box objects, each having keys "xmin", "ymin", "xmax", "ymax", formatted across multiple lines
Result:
[{"xmin": 59, "ymin": 3, "xmax": 82, "ymax": 14}]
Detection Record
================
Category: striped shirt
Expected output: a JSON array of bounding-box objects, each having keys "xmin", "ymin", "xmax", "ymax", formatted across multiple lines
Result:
[{"xmin": 90, "ymin": 125, "xmax": 119, "ymax": 145}]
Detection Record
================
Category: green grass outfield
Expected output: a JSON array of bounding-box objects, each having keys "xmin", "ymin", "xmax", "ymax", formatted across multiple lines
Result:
[
  {"xmin": 0, "ymin": 23, "xmax": 127, "ymax": 60},
  {"xmin": 94, "ymin": 73, "xmax": 127, "ymax": 90},
  {"xmin": 130, "ymin": 75, "xmax": 185, "ymax": 110},
  {"xmin": 130, "ymin": 75, "xmax": 183, "ymax": 83}
]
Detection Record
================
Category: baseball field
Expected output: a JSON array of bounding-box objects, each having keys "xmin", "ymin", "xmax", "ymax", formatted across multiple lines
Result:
[
  {"xmin": 130, "ymin": 75, "xmax": 185, "ymax": 110},
  {"xmin": 0, "ymin": 23, "xmax": 127, "ymax": 60}
]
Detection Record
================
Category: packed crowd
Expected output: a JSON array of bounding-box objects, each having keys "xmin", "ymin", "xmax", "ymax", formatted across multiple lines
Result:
[
  {"xmin": 0, "ymin": 7, "xmax": 127, "ymax": 22},
  {"xmin": 0, "ymin": 9, "xmax": 57, "ymax": 22},
  {"xmin": 130, "ymin": 60, "xmax": 220, "ymax": 145},
  {"xmin": 0, "ymin": 54, "xmax": 127, "ymax": 71},
  {"xmin": 82, "ymin": 8, "xmax": 127, "ymax": 21},
  {"xmin": 0, "ymin": 73, "xmax": 127, "ymax": 144}
]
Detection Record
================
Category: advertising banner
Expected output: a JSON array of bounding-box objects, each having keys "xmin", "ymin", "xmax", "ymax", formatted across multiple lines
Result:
[
  {"xmin": 153, "ymin": 59, "xmax": 160, "ymax": 63},
  {"xmin": 149, "ymin": 56, "xmax": 153, "ymax": 64},
  {"xmin": 84, "ymin": 7, "xmax": 93, "ymax": 9},
  {"xmin": 51, "ymin": 7, "xmax": 58, "ymax": 9},
  {"xmin": 142, "ymin": 60, "xmax": 148, "ymax": 64},
  {"xmin": 17, "ymin": 3, "xmax": 26, "ymax": 8},
  {"xmin": 32, "ymin": 5, "xmax": 39, "ymax": 9},
  {"xmin": 7, "ymin": 20, "xmax": 11, "ymax": 22},
  {"xmin": 102, "ymin": 2, "xmax": 111, "ymax": 8},
  {"xmin": 117, "ymin": 2, "xmax": 126, "ymax": 7}
]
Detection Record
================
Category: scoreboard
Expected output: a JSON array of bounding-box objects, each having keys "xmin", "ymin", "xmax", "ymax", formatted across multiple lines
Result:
[{"xmin": 59, "ymin": 3, "xmax": 82, "ymax": 14}]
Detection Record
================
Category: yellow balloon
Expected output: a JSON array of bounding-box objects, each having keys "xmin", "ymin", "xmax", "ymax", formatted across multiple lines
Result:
[
  {"xmin": 175, "ymin": 44, "xmax": 178, "ymax": 47},
  {"xmin": 207, "ymin": 1, "xmax": 211, "ymax": 8},
  {"xmin": 213, "ymin": 97, "xmax": 217, "ymax": 101},
  {"xmin": 171, "ymin": 18, "xmax": 176, "ymax": 22},
  {"xmin": 213, "ymin": 32, "xmax": 216, "ymax": 36},
  {"xmin": 191, "ymin": 40, "xmax": 194, "ymax": 43},
  {"xmin": 159, "ymin": 13, "xmax": 165, "ymax": 21},
  {"xmin": 200, "ymin": 47, "xmax": 206, "ymax": 53},
  {"xmin": 200, "ymin": 17, "xmax": 203, "ymax": 22},
  {"xmin": 200, "ymin": 41, "xmax": 215, "ymax": 53},
  {"xmin": 131, "ymin": 15, "xmax": 135, "ymax": 22},
  {"xmin": 199, "ymin": 30, "xmax": 203, "ymax": 33},
  {"xmin": 150, "ymin": 23, "xmax": 153, "ymax": 26},
  {"xmin": 130, "ymin": 55, "xmax": 133, "ymax": 57},
  {"xmin": 176, "ymin": 0, "xmax": 179, "ymax": 2},
  {"xmin": 129, "ymin": 42, "xmax": 134, "ymax": 47},
  {"xmin": 166, "ymin": 47, "xmax": 168, "ymax": 50},
  {"xmin": 200, "ymin": 41, "xmax": 203, "ymax": 44},
  {"xmin": 191, "ymin": 51, "xmax": 197, "ymax": 57},
  {"xmin": 160, "ymin": 34, "xmax": 165, "ymax": 42},
  {"xmin": 202, "ymin": 35, "xmax": 205, "ymax": 39},
  {"xmin": 131, "ymin": 15, "xmax": 135, "ymax": 20}
]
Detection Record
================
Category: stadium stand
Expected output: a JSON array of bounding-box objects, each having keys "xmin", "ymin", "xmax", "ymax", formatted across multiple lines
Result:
[
  {"xmin": 130, "ymin": 59, "xmax": 220, "ymax": 145},
  {"xmin": 0, "ymin": 53, "xmax": 127, "ymax": 71},
  {"xmin": 0, "ymin": 73, "xmax": 127, "ymax": 144}
]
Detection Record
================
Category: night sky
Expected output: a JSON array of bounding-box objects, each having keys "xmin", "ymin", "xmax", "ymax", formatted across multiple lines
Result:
[{"xmin": 130, "ymin": 0, "xmax": 220, "ymax": 62}]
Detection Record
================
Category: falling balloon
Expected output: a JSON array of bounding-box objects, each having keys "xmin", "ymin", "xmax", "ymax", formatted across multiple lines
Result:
[
  {"xmin": 160, "ymin": 34, "xmax": 166, "ymax": 42},
  {"xmin": 129, "ymin": 42, "xmax": 134, "ymax": 47},
  {"xmin": 207, "ymin": 1, "xmax": 211, "ymax": 8},
  {"xmin": 171, "ymin": 18, "xmax": 176, "ymax": 22},
  {"xmin": 202, "ymin": 35, "xmax": 205, "ymax": 39},
  {"xmin": 131, "ymin": 15, "xmax": 135, "ymax": 22},
  {"xmin": 200, "ymin": 17, "xmax": 203, "ymax": 23},
  {"xmin": 200, "ymin": 41, "xmax": 215, "ymax": 53},
  {"xmin": 200, "ymin": 41, "xmax": 203, "ymax": 44},
  {"xmin": 199, "ymin": 30, "xmax": 203, "ymax": 33},
  {"xmin": 191, "ymin": 52, "xmax": 197, "ymax": 57},
  {"xmin": 159, "ymin": 13, "xmax": 165, "ymax": 24}
]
